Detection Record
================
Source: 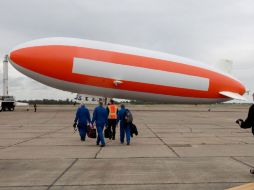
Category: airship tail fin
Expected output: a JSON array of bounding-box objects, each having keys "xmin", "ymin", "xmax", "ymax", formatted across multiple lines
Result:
[
  {"xmin": 215, "ymin": 59, "xmax": 233, "ymax": 74},
  {"xmin": 219, "ymin": 91, "xmax": 247, "ymax": 101}
]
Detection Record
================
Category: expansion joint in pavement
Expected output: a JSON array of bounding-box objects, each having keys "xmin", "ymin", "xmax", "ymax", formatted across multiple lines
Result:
[
  {"xmin": 40, "ymin": 112, "xmax": 58, "ymax": 124},
  {"xmin": 231, "ymin": 157, "xmax": 254, "ymax": 168},
  {"xmin": 0, "ymin": 125, "xmax": 70, "ymax": 150},
  {"xmin": 47, "ymin": 158, "xmax": 78, "ymax": 190},
  {"xmin": 94, "ymin": 147, "xmax": 102, "ymax": 159},
  {"xmin": 144, "ymin": 123, "xmax": 180, "ymax": 158}
]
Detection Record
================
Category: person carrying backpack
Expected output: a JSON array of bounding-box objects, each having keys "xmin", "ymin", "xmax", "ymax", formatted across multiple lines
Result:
[{"xmin": 117, "ymin": 104, "xmax": 132, "ymax": 145}]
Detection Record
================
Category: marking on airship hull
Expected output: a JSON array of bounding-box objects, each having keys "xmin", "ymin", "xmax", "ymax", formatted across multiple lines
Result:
[{"xmin": 72, "ymin": 57, "xmax": 209, "ymax": 91}]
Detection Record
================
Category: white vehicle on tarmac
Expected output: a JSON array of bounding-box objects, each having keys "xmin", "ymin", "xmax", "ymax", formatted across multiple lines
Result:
[{"xmin": 0, "ymin": 96, "xmax": 16, "ymax": 111}]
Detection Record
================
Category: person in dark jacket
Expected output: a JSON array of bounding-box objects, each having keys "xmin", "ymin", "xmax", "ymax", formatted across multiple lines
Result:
[
  {"xmin": 34, "ymin": 104, "xmax": 37, "ymax": 112},
  {"xmin": 74, "ymin": 102, "xmax": 91, "ymax": 141},
  {"xmin": 117, "ymin": 104, "xmax": 131, "ymax": 145},
  {"xmin": 236, "ymin": 93, "xmax": 254, "ymax": 135},
  {"xmin": 92, "ymin": 101, "xmax": 108, "ymax": 147}
]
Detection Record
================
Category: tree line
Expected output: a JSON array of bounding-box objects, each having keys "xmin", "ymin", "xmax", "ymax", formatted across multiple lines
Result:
[{"xmin": 18, "ymin": 99, "xmax": 75, "ymax": 105}]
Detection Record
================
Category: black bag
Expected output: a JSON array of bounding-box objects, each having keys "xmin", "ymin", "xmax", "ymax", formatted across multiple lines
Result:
[
  {"xmin": 88, "ymin": 128, "xmax": 97, "ymax": 138},
  {"xmin": 104, "ymin": 127, "xmax": 112, "ymax": 138},
  {"xmin": 86, "ymin": 124, "xmax": 91, "ymax": 132},
  {"xmin": 125, "ymin": 109, "xmax": 133, "ymax": 123},
  {"xmin": 130, "ymin": 123, "xmax": 138, "ymax": 137}
]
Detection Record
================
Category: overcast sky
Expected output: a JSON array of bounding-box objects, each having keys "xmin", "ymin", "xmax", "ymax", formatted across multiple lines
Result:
[{"xmin": 0, "ymin": 0, "xmax": 253, "ymax": 100}]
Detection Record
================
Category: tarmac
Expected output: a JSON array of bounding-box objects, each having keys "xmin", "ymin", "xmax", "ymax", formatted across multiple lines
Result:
[{"xmin": 0, "ymin": 104, "xmax": 254, "ymax": 190}]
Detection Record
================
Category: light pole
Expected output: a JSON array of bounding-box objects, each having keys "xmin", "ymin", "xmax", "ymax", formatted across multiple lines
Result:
[{"xmin": 3, "ymin": 55, "xmax": 8, "ymax": 96}]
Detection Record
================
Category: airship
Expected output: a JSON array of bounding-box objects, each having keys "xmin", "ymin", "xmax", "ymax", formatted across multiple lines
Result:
[{"xmin": 8, "ymin": 37, "xmax": 246, "ymax": 104}]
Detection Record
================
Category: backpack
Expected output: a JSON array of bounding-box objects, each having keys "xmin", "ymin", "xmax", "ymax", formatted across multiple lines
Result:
[{"xmin": 125, "ymin": 109, "xmax": 133, "ymax": 123}]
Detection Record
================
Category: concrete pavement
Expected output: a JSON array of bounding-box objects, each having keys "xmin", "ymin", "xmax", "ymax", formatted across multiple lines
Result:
[{"xmin": 0, "ymin": 104, "xmax": 253, "ymax": 189}]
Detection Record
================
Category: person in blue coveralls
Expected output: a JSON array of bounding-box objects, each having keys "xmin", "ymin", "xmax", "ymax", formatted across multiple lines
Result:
[
  {"xmin": 73, "ymin": 102, "xmax": 91, "ymax": 141},
  {"xmin": 117, "ymin": 104, "xmax": 131, "ymax": 145},
  {"xmin": 92, "ymin": 101, "xmax": 108, "ymax": 147}
]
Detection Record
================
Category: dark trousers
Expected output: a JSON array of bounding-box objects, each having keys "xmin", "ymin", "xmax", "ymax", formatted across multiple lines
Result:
[{"xmin": 108, "ymin": 119, "xmax": 117, "ymax": 139}]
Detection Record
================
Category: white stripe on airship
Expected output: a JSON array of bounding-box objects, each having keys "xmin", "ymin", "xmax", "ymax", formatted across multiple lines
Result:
[{"xmin": 72, "ymin": 57, "xmax": 210, "ymax": 91}]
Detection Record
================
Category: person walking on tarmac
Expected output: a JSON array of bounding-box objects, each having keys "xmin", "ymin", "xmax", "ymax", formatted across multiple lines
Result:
[
  {"xmin": 117, "ymin": 104, "xmax": 131, "ymax": 145},
  {"xmin": 73, "ymin": 102, "xmax": 91, "ymax": 141},
  {"xmin": 34, "ymin": 104, "xmax": 37, "ymax": 112},
  {"xmin": 92, "ymin": 101, "xmax": 108, "ymax": 147},
  {"xmin": 107, "ymin": 99, "xmax": 118, "ymax": 140}
]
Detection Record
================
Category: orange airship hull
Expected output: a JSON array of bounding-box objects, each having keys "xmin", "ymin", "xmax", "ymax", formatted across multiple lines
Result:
[{"xmin": 9, "ymin": 37, "xmax": 245, "ymax": 103}]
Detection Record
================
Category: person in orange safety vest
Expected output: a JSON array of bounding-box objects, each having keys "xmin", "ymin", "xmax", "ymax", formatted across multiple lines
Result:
[{"xmin": 106, "ymin": 99, "xmax": 118, "ymax": 140}]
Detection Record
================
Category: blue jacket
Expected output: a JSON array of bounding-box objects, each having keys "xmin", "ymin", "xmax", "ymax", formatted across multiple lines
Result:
[
  {"xmin": 74, "ymin": 106, "xmax": 91, "ymax": 126},
  {"xmin": 92, "ymin": 106, "xmax": 108, "ymax": 126},
  {"xmin": 117, "ymin": 108, "xmax": 126, "ymax": 125}
]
